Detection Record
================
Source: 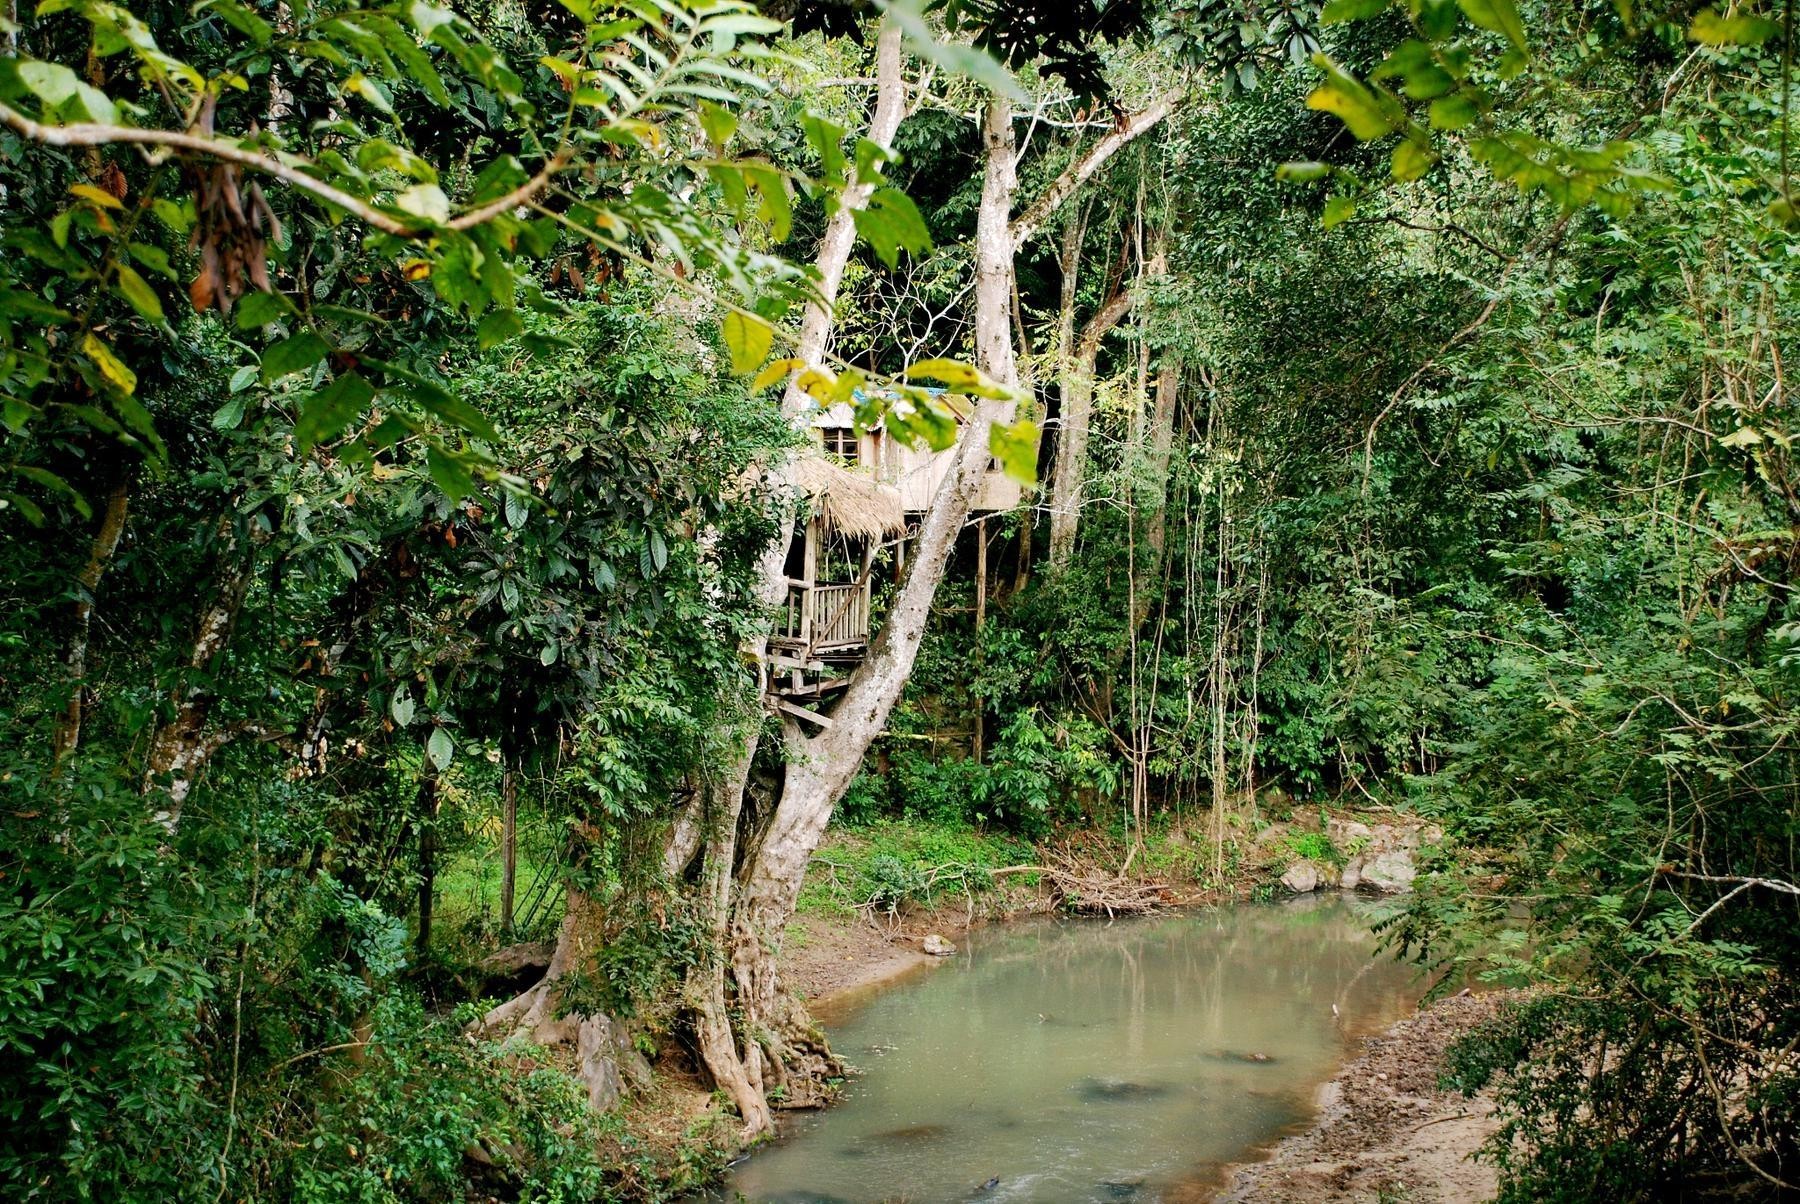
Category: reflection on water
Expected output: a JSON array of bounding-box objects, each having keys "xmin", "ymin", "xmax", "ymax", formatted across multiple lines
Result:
[{"xmin": 719, "ymin": 895, "xmax": 1418, "ymax": 1204}]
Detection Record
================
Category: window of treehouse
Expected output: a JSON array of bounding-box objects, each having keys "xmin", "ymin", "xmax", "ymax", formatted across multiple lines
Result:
[{"xmin": 821, "ymin": 427, "xmax": 859, "ymax": 464}]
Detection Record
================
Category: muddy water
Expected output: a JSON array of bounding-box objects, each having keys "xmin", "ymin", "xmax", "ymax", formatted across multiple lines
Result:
[{"xmin": 720, "ymin": 895, "xmax": 1419, "ymax": 1203}]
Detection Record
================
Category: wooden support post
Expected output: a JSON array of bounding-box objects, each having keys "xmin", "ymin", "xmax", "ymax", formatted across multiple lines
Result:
[
  {"xmin": 800, "ymin": 516, "xmax": 818, "ymax": 644},
  {"xmin": 775, "ymin": 697, "xmax": 834, "ymax": 729}
]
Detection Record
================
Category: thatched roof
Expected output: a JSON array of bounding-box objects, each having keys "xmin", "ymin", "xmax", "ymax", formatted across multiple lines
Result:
[{"xmin": 786, "ymin": 453, "xmax": 905, "ymax": 540}]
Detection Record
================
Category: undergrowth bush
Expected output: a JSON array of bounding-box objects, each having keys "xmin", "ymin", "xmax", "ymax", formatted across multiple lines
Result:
[{"xmin": 799, "ymin": 821, "xmax": 1034, "ymax": 917}]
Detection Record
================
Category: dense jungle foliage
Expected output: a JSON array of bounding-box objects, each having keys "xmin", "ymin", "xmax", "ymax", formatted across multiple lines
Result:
[{"xmin": 2, "ymin": 0, "xmax": 1797, "ymax": 1200}]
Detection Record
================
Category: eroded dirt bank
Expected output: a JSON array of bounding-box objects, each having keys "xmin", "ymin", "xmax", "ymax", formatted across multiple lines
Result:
[{"xmin": 1211, "ymin": 991, "xmax": 1511, "ymax": 1204}]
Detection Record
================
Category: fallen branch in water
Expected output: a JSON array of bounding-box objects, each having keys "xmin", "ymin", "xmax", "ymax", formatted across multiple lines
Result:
[{"xmin": 995, "ymin": 851, "xmax": 1172, "ymax": 917}]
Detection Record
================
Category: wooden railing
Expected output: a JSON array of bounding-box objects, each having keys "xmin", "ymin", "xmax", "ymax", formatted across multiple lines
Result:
[
  {"xmin": 810, "ymin": 582, "xmax": 869, "ymax": 650},
  {"xmin": 776, "ymin": 581, "xmax": 871, "ymax": 652}
]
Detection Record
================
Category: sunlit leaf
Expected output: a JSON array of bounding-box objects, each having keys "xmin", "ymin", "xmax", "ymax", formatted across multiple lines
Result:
[
  {"xmin": 721, "ymin": 311, "xmax": 775, "ymax": 376},
  {"xmin": 113, "ymin": 265, "xmax": 164, "ymax": 322},
  {"xmin": 1690, "ymin": 8, "xmax": 1782, "ymax": 45},
  {"xmin": 81, "ymin": 333, "xmax": 136, "ymax": 395},
  {"xmin": 1458, "ymin": 0, "xmax": 1528, "ymax": 50},
  {"xmin": 989, "ymin": 419, "xmax": 1040, "ymax": 484}
]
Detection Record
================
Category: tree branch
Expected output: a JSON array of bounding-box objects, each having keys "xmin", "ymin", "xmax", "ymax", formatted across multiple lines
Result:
[
  {"xmin": 1008, "ymin": 90, "xmax": 1182, "ymax": 253},
  {"xmin": 1079, "ymin": 280, "xmax": 1135, "ymax": 352},
  {"xmin": 0, "ymin": 102, "xmax": 567, "ymax": 238}
]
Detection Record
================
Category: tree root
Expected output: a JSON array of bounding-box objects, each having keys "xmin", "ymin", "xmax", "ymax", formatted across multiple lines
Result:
[{"xmin": 472, "ymin": 980, "xmax": 647, "ymax": 1113}]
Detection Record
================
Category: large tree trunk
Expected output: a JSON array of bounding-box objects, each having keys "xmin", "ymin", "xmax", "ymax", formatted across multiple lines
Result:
[
  {"xmin": 1047, "ymin": 283, "xmax": 1133, "ymax": 567},
  {"xmin": 697, "ymin": 93, "xmax": 1023, "ymax": 1137},
  {"xmin": 1138, "ymin": 359, "xmax": 1182, "ymax": 610},
  {"xmin": 687, "ymin": 87, "xmax": 1186, "ymax": 1138},
  {"xmin": 779, "ymin": 19, "xmax": 906, "ymax": 416}
]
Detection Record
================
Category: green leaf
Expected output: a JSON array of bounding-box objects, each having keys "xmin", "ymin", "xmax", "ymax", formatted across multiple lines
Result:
[
  {"xmin": 71, "ymin": 183, "xmax": 122, "ymax": 210},
  {"xmin": 745, "ymin": 166, "xmax": 792, "ymax": 241},
  {"xmin": 295, "ymin": 372, "xmax": 376, "ymax": 451},
  {"xmin": 698, "ymin": 100, "xmax": 738, "ymax": 148},
  {"xmin": 1690, "ymin": 8, "xmax": 1782, "ymax": 45},
  {"xmin": 128, "ymin": 242, "xmax": 177, "ymax": 281},
  {"xmin": 0, "ymin": 290, "xmax": 72, "ymax": 324},
  {"xmin": 426, "ymin": 726, "xmax": 454, "ymax": 770},
  {"xmin": 111, "ymin": 392, "xmax": 166, "ymax": 460},
  {"xmin": 852, "ymin": 188, "xmax": 932, "ymax": 269},
  {"xmin": 153, "ymin": 197, "xmax": 193, "ymax": 234},
  {"xmin": 1371, "ymin": 39, "xmax": 1456, "ymax": 99},
  {"xmin": 1457, "ymin": 0, "xmax": 1528, "ymax": 50},
  {"xmin": 390, "ymin": 688, "xmax": 416, "ymax": 727},
  {"xmin": 408, "ymin": 381, "xmax": 499, "ymax": 442},
  {"xmin": 879, "ymin": 0, "xmax": 1024, "ymax": 99},
  {"xmin": 211, "ymin": 395, "xmax": 247, "ymax": 430},
  {"xmin": 8, "ymin": 464, "xmax": 91, "ymax": 518},
  {"xmin": 1322, "ymin": 0, "xmax": 1390, "ymax": 20},
  {"xmin": 803, "ymin": 113, "xmax": 849, "ymax": 186},
  {"xmin": 407, "ymin": 0, "xmax": 457, "ymax": 37},
  {"xmin": 721, "ymin": 311, "xmax": 775, "ymax": 376},
  {"xmin": 988, "ymin": 419, "xmax": 1040, "ymax": 484},
  {"xmin": 113, "ymin": 265, "xmax": 164, "ymax": 322},
  {"xmin": 3, "ymin": 492, "xmax": 46, "ymax": 525},
  {"xmin": 1306, "ymin": 58, "xmax": 1398, "ymax": 141},
  {"xmin": 1392, "ymin": 138, "xmax": 1437, "ymax": 181},
  {"xmin": 1323, "ymin": 194, "xmax": 1357, "ymax": 228},
  {"xmin": 17, "ymin": 60, "xmax": 118, "ymax": 124},
  {"xmin": 1277, "ymin": 161, "xmax": 1334, "ymax": 182},
  {"xmin": 747, "ymin": 358, "xmax": 802, "ymax": 391},
  {"xmin": 476, "ymin": 308, "xmax": 524, "ymax": 350},
  {"xmin": 426, "ymin": 443, "xmax": 475, "ymax": 501},
  {"xmin": 393, "ymin": 183, "xmax": 451, "ymax": 225},
  {"xmin": 261, "ymin": 332, "xmax": 331, "ymax": 383},
  {"xmin": 197, "ymin": 0, "xmax": 274, "ymax": 45},
  {"xmin": 1429, "ymin": 92, "xmax": 1481, "ymax": 130},
  {"xmin": 903, "ymin": 358, "xmax": 1016, "ymax": 400},
  {"xmin": 853, "ymin": 137, "xmax": 894, "ymax": 186}
]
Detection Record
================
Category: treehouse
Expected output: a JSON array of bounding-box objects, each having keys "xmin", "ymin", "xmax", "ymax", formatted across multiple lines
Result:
[{"xmin": 770, "ymin": 400, "xmax": 1023, "ymax": 711}]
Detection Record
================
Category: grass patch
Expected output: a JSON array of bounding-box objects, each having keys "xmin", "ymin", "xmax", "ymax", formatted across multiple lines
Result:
[{"xmin": 799, "ymin": 819, "xmax": 1036, "ymax": 917}]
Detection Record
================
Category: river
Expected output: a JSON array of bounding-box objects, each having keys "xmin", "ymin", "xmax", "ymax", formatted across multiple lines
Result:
[{"xmin": 717, "ymin": 894, "xmax": 1420, "ymax": 1203}]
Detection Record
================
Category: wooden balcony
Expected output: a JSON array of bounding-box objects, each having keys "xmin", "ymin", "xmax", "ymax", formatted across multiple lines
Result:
[{"xmin": 775, "ymin": 580, "xmax": 872, "ymax": 655}]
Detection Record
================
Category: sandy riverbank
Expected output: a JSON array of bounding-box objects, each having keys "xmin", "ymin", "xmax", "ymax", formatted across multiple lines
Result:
[
  {"xmin": 1211, "ymin": 990, "xmax": 1509, "ymax": 1204},
  {"xmin": 779, "ymin": 906, "xmax": 1000, "ymax": 1014}
]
